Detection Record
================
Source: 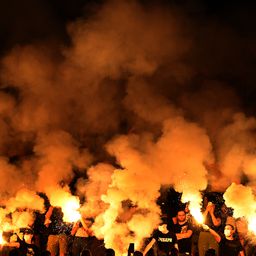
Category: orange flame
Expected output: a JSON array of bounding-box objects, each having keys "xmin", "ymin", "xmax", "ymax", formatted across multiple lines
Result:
[
  {"xmin": 0, "ymin": 231, "xmax": 6, "ymax": 245},
  {"xmin": 62, "ymin": 198, "xmax": 81, "ymax": 223},
  {"xmin": 48, "ymin": 188, "xmax": 82, "ymax": 223},
  {"xmin": 190, "ymin": 207, "xmax": 204, "ymax": 224},
  {"xmin": 248, "ymin": 218, "xmax": 256, "ymax": 235},
  {"xmin": 181, "ymin": 192, "xmax": 204, "ymax": 224}
]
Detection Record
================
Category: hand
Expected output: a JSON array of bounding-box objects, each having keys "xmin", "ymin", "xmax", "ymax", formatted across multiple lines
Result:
[
  {"xmin": 202, "ymin": 224, "xmax": 210, "ymax": 231},
  {"xmin": 206, "ymin": 203, "xmax": 215, "ymax": 214}
]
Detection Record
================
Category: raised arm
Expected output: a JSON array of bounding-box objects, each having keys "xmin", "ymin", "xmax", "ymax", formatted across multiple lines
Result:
[
  {"xmin": 71, "ymin": 221, "xmax": 80, "ymax": 236},
  {"xmin": 80, "ymin": 218, "xmax": 94, "ymax": 236},
  {"xmin": 143, "ymin": 238, "xmax": 156, "ymax": 256},
  {"xmin": 44, "ymin": 206, "xmax": 54, "ymax": 227},
  {"xmin": 203, "ymin": 203, "xmax": 221, "ymax": 227},
  {"xmin": 208, "ymin": 204, "xmax": 221, "ymax": 227}
]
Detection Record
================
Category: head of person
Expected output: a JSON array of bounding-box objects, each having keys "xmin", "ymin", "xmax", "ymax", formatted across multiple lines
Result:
[
  {"xmin": 205, "ymin": 249, "xmax": 216, "ymax": 256},
  {"xmin": 158, "ymin": 217, "xmax": 169, "ymax": 233},
  {"xmin": 41, "ymin": 251, "xmax": 51, "ymax": 256},
  {"xmin": 105, "ymin": 248, "xmax": 115, "ymax": 256},
  {"xmin": 134, "ymin": 251, "xmax": 143, "ymax": 256},
  {"xmin": 81, "ymin": 249, "xmax": 92, "ymax": 256},
  {"xmin": 185, "ymin": 202, "xmax": 190, "ymax": 213},
  {"xmin": 52, "ymin": 206, "xmax": 64, "ymax": 220},
  {"xmin": 224, "ymin": 224, "xmax": 235, "ymax": 239},
  {"xmin": 23, "ymin": 228, "xmax": 34, "ymax": 244},
  {"xmin": 9, "ymin": 248, "xmax": 20, "ymax": 256},
  {"xmin": 84, "ymin": 217, "xmax": 94, "ymax": 228},
  {"xmin": 177, "ymin": 209, "xmax": 186, "ymax": 222}
]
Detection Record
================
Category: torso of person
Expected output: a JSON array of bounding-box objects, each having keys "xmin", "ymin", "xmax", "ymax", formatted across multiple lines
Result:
[
  {"xmin": 219, "ymin": 237, "xmax": 243, "ymax": 256},
  {"xmin": 153, "ymin": 229, "xmax": 177, "ymax": 254},
  {"xmin": 75, "ymin": 227, "xmax": 90, "ymax": 237},
  {"xmin": 174, "ymin": 222, "xmax": 192, "ymax": 253}
]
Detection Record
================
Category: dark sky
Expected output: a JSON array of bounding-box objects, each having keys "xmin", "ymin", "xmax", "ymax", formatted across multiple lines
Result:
[
  {"xmin": 0, "ymin": 0, "xmax": 255, "ymax": 111},
  {"xmin": 0, "ymin": 1, "xmax": 255, "ymax": 48}
]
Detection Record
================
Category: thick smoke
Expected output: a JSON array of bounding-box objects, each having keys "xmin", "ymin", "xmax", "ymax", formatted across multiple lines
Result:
[
  {"xmin": 224, "ymin": 183, "xmax": 256, "ymax": 242},
  {"xmin": 0, "ymin": 0, "xmax": 256, "ymax": 253}
]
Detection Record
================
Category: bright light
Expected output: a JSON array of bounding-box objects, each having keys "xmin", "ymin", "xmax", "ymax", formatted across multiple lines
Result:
[
  {"xmin": 62, "ymin": 199, "xmax": 81, "ymax": 223},
  {"xmin": 190, "ymin": 207, "xmax": 204, "ymax": 224},
  {"xmin": 181, "ymin": 192, "xmax": 204, "ymax": 224},
  {"xmin": 0, "ymin": 231, "xmax": 6, "ymax": 245},
  {"xmin": 248, "ymin": 218, "xmax": 256, "ymax": 234}
]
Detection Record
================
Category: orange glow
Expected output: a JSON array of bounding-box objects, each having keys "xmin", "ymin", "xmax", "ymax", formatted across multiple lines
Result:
[
  {"xmin": 48, "ymin": 189, "xmax": 82, "ymax": 223},
  {"xmin": 190, "ymin": 208, "xmax": 204, "ymax": 224},
  {"xmin": 0, "ymin": 231, "xmax": 6, "ymax": 245},
  {"xmin": 248, "ymin": 218, "xmax": 256, "ymax": 235},
  {"xmin": 181, "ymin": 192, "xmax": 204, "ymax": 224},
  {"xmin": 62, "ymin": 198, "xmax": 81, "ymax": 223}
]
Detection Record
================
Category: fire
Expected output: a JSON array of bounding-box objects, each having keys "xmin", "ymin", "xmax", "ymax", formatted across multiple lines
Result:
[
  {"xmin": 248, "ymin": 218, "xmax": 256, "ymax": 235},
  {"xmin": 190, "ymin": 207, "xmax": 204, "ymax": 224},
  {"xmin": 48, "ymin": 188, "xmax": 82, "ymax": 223},
  {"xmin": 62, "ymin": 198, "xmax": 81, "ymax": 223},
  {"xmin": 224, "ymin": 183, "xmax": 256, "ymax": 231},
  {"xmin": 0, "ymin": 231, "xmax": 6, "ymax": 245},
  {"xmin": 181, "ymin": 191, "xmax": 204, "ymax": 224}
]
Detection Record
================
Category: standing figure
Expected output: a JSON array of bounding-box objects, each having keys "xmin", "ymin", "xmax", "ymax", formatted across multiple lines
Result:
[
  {"xmin": 198, "ymin": 198, "xmax": 221, "ymax": 256},
  {"xmin": 202, "ymin": 223, "xmax": 244, "ymax": 256},
  {"xmin": 45, "ymin": 206, "xmax": 68, "ymax": 256},
  {"xmin": 71, "ymin": 217, "xmax": 94, "ymax": 256},
  {"xmin": 143, "ymin": 218, "xmax": 178, "ymax": 256},
  {"xmin": 174, "ymin": 209, "xmax": 193, "ymax": 256}
]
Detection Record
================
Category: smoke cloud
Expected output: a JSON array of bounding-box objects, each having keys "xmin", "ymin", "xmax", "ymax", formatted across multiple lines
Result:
[{"xmin": 0, "ymin": 0, "xmax": 256, "ymax": 253}]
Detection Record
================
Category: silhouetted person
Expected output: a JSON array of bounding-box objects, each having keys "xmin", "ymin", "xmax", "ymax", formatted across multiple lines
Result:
[
  {"xmin": 8, "ymin": 248, "xmax": 20, "ymax": 256},
  {"xmin": 143, "ymin": 217, "xmax": 178, "ymax": 256},
  {"xmin": 173, "ymin": 209, "xmax": 193, "ymax": 255},
  {"xmin": 71, "ymin": 217, "xmax": 94, "ymax": 256},
  {"xmin": 41, "ymin": 250, "xmax": 51, "ymax": 256},
  {"xmin": 205, "ymin": 249, "xmax": 216, "ymax": 256},
  {"xmin": 199, "ymin": 198, "xmax": 222, "ymax": 256},
  {"xmin": 81, "ymin": 249, "xmax": 92, "ymax": 256},
  {"xmin": 105, "ymin": 248, "xmax": 115, "ymax": 256},
  {"xmin": 134, "ymin": 251, "xmax": 143, "ymax": 256},
  {"xmin": 202, "ymin": 224, "xmax": 244, "ymax": 256},
  {"xmin": 45, "ymin": 206, "xmax": 68, "ymax": 256}
]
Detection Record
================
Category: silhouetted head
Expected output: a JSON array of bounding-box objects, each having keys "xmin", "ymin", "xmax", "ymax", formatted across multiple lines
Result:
[
  {"xmin": 81, "ymin": 249, "xmax": 92, "ymax": 256},
  {"xmin": 134, "ymin": 251, "xmax": 143, "ymax": 256},
  {"xmin": 105, "ymin": 248, "xmax": 115, "ymax": 256},
  {"xmin": 205, "ymin": 249, "xmax": 216, "ymax": 256}
]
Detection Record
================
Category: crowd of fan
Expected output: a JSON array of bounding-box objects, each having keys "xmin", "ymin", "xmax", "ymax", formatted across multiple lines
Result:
[{"xmin": 0, "ymin": 193, "xmax": 255, "ymax": 256}]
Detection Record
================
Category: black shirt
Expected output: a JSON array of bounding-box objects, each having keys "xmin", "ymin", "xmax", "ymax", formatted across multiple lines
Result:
[
  {"xmin": 173, "ymin": 222, "xmax": 192, "ymax": 253},
  {"xmin": 219, "ymin": 237, "xmax": 243, "ymax": 256},
  {"xmin": 153, "ymin": 229, "xmax": 177, "ymax": 255},
  {"xmin": 16, "ymin": 237, "xmax": 40, "ymax": 256},
  {"xmin": 48, "ymin": 207, "xmax": 69, "ymax": 235}
]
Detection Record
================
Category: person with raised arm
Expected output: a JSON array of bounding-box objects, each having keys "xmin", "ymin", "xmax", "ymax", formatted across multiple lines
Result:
[
  {"xmin": 198, "ymin": 195, "xmax": 222, "ymax": 256},
  {"xmin": 202, "ymin": 223, "xmax": 245, "ymax": 256}
]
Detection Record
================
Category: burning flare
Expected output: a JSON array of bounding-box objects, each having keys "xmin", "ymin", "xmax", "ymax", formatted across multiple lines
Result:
[
  {"xmin": 0, "ymin": 231, "xmax": 6, "ymax": 245},
  {"xmin": 181, "ymin": 191, "xmax": 204, "ymax": 224},
  {"xmin": 48, "ymin": 188, "xmax": 82, "ymax": 223},
  {"xmin": 62, "ymin": 198, "xmax": 81, "ymax": 223},
  {"xmin": 224, "ymin": 183, "xmax": 256, "ymax": 237}
]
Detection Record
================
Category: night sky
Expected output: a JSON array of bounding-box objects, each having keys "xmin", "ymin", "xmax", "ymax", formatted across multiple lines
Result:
[
  {"xmin": 0, "ymin": 2, "xmax": 256, "ymax": 252},
  {"xmin": 0, "ymin": 0, "xmax": 256, "ymax": 110}
]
